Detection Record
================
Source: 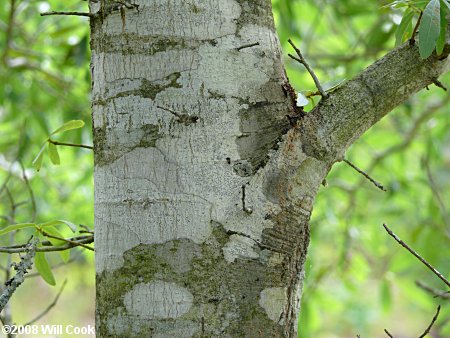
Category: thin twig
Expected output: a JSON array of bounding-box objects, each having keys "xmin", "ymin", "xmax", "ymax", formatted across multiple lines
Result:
[
  {"xmin": 432, "ymin": 79, "xmax": 447, "ymax": 91},
  {"xmin": 48, "ymin": 139, "xmax": 93, "ymax": 150},
  {"xmin": 41, "ymin": 231, "xmax": 94, "ymax": 251},
  {"xmin": 2, "ymin": 0, "xmax": 16, "ymax": 63},
  {"xmin": 79, "ymin": 224, "xmax": 94, "ymax": 234},
  {"xmin": 418, "ymin": 305, "xmax": 441, "ymax": 338},
  {"xmin": 384, "ymin": 328, "xmax": 394, "ymax": 338},
  {"xmin": 415, "ymin": 280, "xmax": 450, "ymax": 299},
  {"xmin": 157, "ymin": 105, "xmax": 182, "ymax": 117},
  {"xmin": 0, "ymin": 235, "xmax": 94, "ymax": 253},
  {"xmin": 288, "ymin": 38, "xmax": 328, "ymax": 98},
  {"xmin": 409, "ymin": 11, "xmax": 423, "ymax": 46},
  {"xmin": 423, "ymin": 157, "xmax": 450, "ymax": 232},
  {"xmin": 40, "ymin": 11, "xmax": 93, "ymax": 17},
  {"xmin": 23, "ymin": 279, "xmax": 67, "ymax": 325},
  {"xmin": 20, "ymin": 161, "xmax": 37, "ymax": 222},
  {"xmin": 343, "ymin": 159, "xmax": 386, "ymax": 191},
  {"xmin": 236, "ymin": 42, "xmax": 260, "ymax": 51},
  {"xmin": 4, "ymin": 187, "xmax": 16, "ymax": 221},
  {"xmin": 383, "ymin": 224, "xmax": 450, "ymax": 288}
]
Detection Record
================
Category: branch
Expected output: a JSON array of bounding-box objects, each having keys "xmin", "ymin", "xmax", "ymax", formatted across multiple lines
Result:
[
  {"xmin": 40, "ymin": 11, "xmax": 93, "ymax": 17},
  {"xmin": 48, "ymin": 139, "xmax": 93, "ymax": 150},
  {"xmin": 0, "ymin": 235, "xmax": 94, "ymax": 253},
  {"xmin": 416, "ymin": 280, "xmax": 450, "ymax": 299},
  {"xmin": 342, "ymin": 159, "xmax": 386, "ymax": 191},
  {"xmin": 41, "ymin": 231, "xmax": 94, "ymax": 251},
  {"xmin": 23, "ymin": 279, "xmax": 67, "ymax": 325},
  {"xmin": 418, "ymin": 305, "xmax": 440, "ymax": 338},
  {"xmin": 384, "ymin": 329, "xmax": 394, "ymax": 338},
  {"xmin": 236, "ymin": 42, "xmax": 260, "ymax": 51},
  {"xmin": 296, "ymin": 39, "xmax": 450, "ymax": 162},
  {"xmin": 19, "ymin": 161, "xmax": 36, "ymax": 222},
  {"xmin": 383, "ymin": 224, "xmax": 450, "ymax": 288},
  {"xmin": 415, "ymin": 280, "xmax": 450, "ymax": 299},
  {"xmin": 0, "ymin": 238, "xmax": 38, "ymax": 311},
  {"xmin": 423, "ymin": 157, "xmax": 450, "ymax": 233},
  {"xmin": 288, "ymin": 39, "xmax": 328, "ymax": 98}
]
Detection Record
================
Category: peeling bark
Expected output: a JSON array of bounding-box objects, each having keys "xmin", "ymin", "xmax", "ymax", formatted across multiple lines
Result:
[{"xmin": 91, "ymin": 0, "xmax": 450, "ymax": 337}]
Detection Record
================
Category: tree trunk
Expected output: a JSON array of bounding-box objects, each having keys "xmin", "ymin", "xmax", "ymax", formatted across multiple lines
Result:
[{"xmin": 90, "ymin": 1, "xmax": 450, "ymax": 337}]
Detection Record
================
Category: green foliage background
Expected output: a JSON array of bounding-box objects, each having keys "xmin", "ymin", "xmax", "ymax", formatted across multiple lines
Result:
[
  {"xmin": 0, "ymin": 0, "xmax": 449, "ymax": 337},
  {"xmin": 0, "ymin": 0, "xmax": 94, "ymax": 335}
]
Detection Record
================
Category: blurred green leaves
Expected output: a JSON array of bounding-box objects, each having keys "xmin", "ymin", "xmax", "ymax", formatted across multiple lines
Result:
[
  {"xmin": 32, "ymin": 120, "xmax": 87, "ymax": 171},
  {"xmin": 0, "ymin": 0, "xmax": 93, "ymax": 309}
]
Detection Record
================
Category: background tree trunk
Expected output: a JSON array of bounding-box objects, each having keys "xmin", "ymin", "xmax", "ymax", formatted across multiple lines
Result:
[{"xmin": 91, "ymin": 1, "xmax": 450, "ymax": 337}]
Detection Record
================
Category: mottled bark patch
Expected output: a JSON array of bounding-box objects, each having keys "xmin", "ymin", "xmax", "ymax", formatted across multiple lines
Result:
[
  {"xmin": 234, "ymin": 97, "xmax": 291, "ymax": 176},
  {"xmin": 235, "ymin": 0, "xmax": 276, "ymax": 33},
  {"xmin": 96, "ymin": 240, "xmax": 201, "ymax": 336},
  {"xmin": 124, "ymin": 281, "xmax": 194, "ymax": 318},
  {"xmin": 93, "ymin": 123, "xmax": 164, "ymax": 166}
]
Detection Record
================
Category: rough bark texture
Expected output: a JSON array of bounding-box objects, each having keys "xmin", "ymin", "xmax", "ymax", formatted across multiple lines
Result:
[{"xmin": 90, "ymin": 0, "xmax": 450, "ymax": 337}]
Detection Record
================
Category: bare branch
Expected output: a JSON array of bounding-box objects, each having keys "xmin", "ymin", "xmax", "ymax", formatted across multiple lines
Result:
[
  {"xmin": 343, "ymin": 159, "xmax": 386, "ymax": 191},
  {"xmin": 432, "ymin": 78, "xmax": 447, "ymax": 91},
  {"xmin": 288, "ymin": 38, "xmax": 328, "ymax": 98},
  {"xmin": 415, "ymin": 280, "xmax": 450, "ymax": 300},
  {"xmin": 384, "ymin": 328, "xmax": 394, "ymax": 338},
  {"xmin": 41, "ymin": 231, "xmax": 94, "ymax": 251},
  {"xmin": 409, "ymin": 11, "xmax": 423, "ymax": 46},
  {"xmin": 0, "ymin": 235, "xmax": 94, "ymax": 253},
  {"xmin": 48, "ymin": 139, "xmax": 93, "ymax": 150},
  {"xmin": 40, "ymin": 11, "xmax": 93, "ymax": 17},
  {"xmin": 383, "ymin": 224, "xmax": 450, "ymax": 288},
  {"xmin": 20, "ymin": 161, "xmax": 36, "ymax": 222},
  {"xmin": 423, "ymin": 157, "xmax": 450, "ymax": 233},
  {"xmin": 300, "ymin": 40, "xmax": 450, "ymax": 161},
  {"xmin": 418, "ymin": 305, "xmax": 441, "ymax": 338},
  {"xmin": 236, "ymin": 42, "xmax": 260, "ymax": 51},
  {"xmin": 23, "ymin": 279, "xmax": 67, "ymax": 325}
]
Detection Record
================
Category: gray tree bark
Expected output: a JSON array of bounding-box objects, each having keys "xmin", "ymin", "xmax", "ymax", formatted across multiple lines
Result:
[{"xmin": 90, "ymin": 1, "xmax": 450, "ymax": 337}]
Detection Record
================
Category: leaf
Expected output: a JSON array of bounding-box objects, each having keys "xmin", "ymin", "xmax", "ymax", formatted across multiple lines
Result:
[
  {"xmin": 42, "ymin": 226, "xmax": 66, "ymax": 246},
  {"xmin": 419, "ymin": 0, "xmax": 441, "ymax": 58},
  {"xmin": 42, "ymin": 226, "xmax": 70, "ymax": 263},
  {"xmin": 48, "ymin": 142, "xmax": 60, "ymax": 165},
  {"xmin": 59, "ymin": 249, "xmax": 70, "ymax": 264},
  {"xmin": 436, "ymin": 4, "xmax": 447, "ymax": 55},
  {"xmin": 32, "ymin": 144, "xmax": 46, "ymax": 171},
  {"xmin": 57, "ymin": 220, "xmax": 77, "ymax": 232},
  {"xmin": 0, "ymin": 223, "xmax": 36, "ymax": 236},
  {"xmin": 296, "ymin": 92, "xmax": 309, "ymax": 107},
  {"xmin": 39, "ymin": 220, "xmax": 76, "ymax": 233},
  {"xmin": 34, "ymin": 252, "xmax": 56, "ymax": 286},
  {"xmin": 50, "ymin": 120, "xmax": 85, "ymax": 135},
  {"xmin": 395, "ymin": 9, "xmax": 414, "ymax": 46},
  {"xmin": 380, "ymin": 279, "xmax": 392, "ymax": 312}
]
